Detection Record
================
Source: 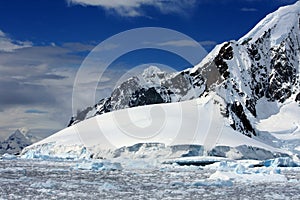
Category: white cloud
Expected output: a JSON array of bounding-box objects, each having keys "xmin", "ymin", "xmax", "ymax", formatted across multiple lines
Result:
[
  {"xmin": 0, "ymin": 30, "xmax": 5, "ymax": 37},
  {"xmin": 67, "ymin": 0, "xmax": 197, "ymax": 17},
  {"xmin": 0, "ymin": 59, "xmax": 77, "ymax": 138},
  {"xmin": 0, "ymin": 30, "xmax": 32, "ymax": 52}
]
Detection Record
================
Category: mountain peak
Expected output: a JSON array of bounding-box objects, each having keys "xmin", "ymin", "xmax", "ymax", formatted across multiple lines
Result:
[
  {"xmin": 17, "ymin": 127, "xmax": 30, "ymax": 137},
  {"xmin": 142, "ymin": 66, "xmax": 166, "ymax": 85},
  {"xmin": 142, "ymin": 66, "xmax": 163, "ymax": 76},
  {"xmin": 239, "ymin": 1, "xmax": 300, "ymax": 46}
]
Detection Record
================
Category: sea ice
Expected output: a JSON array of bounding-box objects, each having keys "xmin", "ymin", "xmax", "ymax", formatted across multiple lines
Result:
[
  {"xmin": 1, "ymin": 153, "xmax": 17, "ymax": 160},
  {"xmin": 72, "ymin": 160, "xmax": 122, "ymax": 171}
]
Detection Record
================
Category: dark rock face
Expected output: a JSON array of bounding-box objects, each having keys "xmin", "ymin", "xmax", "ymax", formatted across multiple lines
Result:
[
  {"xmin": 214, "ymin": 42, "xmax": 232, "ymax": 79},
  {"xmin": 110, "ymin": 77, "xmax": 141, "ymax": 110},
  {"xmin": 68, "ymin": 67, "xmax": 207, "ymax": 127},
  {"xmin": 267, "ymin": 37, "xmax": 297, "ymax": 103},
  {"xmin": 129, "ymin": 87, "xmax": 165, "ymax": 107},
  {"xmin": 95, "ymin": 98, "xmax": 112, "ymax": 115},
  {"xmin": 210, "ymin": 14, "xmax": 300, "ymax": 136},
  {"xmin": 296, "ymin": 93, "xmax": 300, "ymax": 102},
  {"xmin": 68, "ymin": 106, "xmax": 93, "ymax": 126},
  {"xmin": 244, "ymin": 28, "xmax": 299, "ymax": 104},
  {"xmin": 229, "ymin": 102, "xmax": 255, "ymax": 137}
]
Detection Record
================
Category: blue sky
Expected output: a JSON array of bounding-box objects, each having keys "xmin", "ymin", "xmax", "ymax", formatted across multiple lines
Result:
[
  {"xmin": 0, "ymin": 0, "xmax": 297, "ymax": 138},
  {"xmin": 1, "ymin": 0, "xmax": 297, "ymax": 49}
]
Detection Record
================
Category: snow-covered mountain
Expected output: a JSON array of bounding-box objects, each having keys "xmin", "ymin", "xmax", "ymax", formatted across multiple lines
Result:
[
  {"xmin": 68, "ymin": 65, "xmax": 206, "ymax": 126},
  {"xmin": 23, "ymin": 2, "xmax": 300, "ymax": 160},
  {"xmin": 69, "ymin": 2, "xmax": 300, "ymax": 138},
  {"xmin": 0, "ymin": 129, "xmax": 33, "ymax": 155}
]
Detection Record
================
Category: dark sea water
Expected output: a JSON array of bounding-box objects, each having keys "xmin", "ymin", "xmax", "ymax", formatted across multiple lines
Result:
[{"xmin": 0, "ymin": 159, "xmax": 300, "ymax": 200}]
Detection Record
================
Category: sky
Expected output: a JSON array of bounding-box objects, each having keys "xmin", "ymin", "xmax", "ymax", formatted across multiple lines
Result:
[{"xmin": 0, "ymin": 0, "xmax": 298, "ymax": 139}]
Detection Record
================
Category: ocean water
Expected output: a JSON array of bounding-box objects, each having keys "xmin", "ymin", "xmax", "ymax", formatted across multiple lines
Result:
[{"xmin": 0, "ymin": 159, "xmax": 300, "ymax": 200}]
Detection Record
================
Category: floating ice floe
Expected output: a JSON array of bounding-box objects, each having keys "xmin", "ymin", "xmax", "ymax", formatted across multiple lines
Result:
[
  {"xmin": 72, "ymin": 160, "xmax": 122, "ymax": 171},
  {"xmin": 163, "ymin": 156, "xmax": 229, "ymax": 166},
  {"xmin": 209, "ymin": 160, "xmax": 288, "ymax": 183},
  {"xmin": 98, "ymin": 183, "xmax": 118, "ymax": 191},
  {"xmin": 30, "ymin": 180, "xmax": 58, "ymax": 189},
  {"xmin": 1, "ymin": 153, "xmax": 17, "ymax": 160},
  {"xmin": 170, "ymin": 180, "xmax": 234, "ymax": 187},
  {"xmin": 263, "ymin": 157, "xmax": 299, "ymax": 167}
]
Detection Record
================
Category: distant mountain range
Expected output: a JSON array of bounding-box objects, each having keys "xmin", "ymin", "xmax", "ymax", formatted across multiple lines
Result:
[{"xmin": 0, "ymin": 128, "xmax": 40, "ymax": 155}]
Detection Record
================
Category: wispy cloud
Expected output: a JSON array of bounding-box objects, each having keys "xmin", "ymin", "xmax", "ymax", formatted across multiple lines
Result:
[
  {"xmin": 157, "ymin": 39, "xmax": 200, "ymax": 47},
  {"xmin": 67, "ymin": 0, "xmax": 197, "ymax": 17},
  {"xmin": 25, "ymin": 109, "xmax": 49, "ymax": 114},
  {"xmin": 241, "ymin": 7, "xmax": 258, "ymax": 12},
  {"xmin": 199, "ymin": 40, "xmax": 217, "ymax": 46},
  {"xmin": 0, "ymin": 29, "xmax": 32, "ymax": 52}
]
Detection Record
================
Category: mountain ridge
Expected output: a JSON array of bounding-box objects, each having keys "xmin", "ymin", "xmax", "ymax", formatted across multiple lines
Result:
[{"xmin": 0, "ymin": 129, "xmax": 32, "ymax": 155}]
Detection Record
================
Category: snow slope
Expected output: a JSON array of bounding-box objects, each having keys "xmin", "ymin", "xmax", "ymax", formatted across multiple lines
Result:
[{"xmin": 23, "ymin": 95, "xmax": 286, "ymax": 160}]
